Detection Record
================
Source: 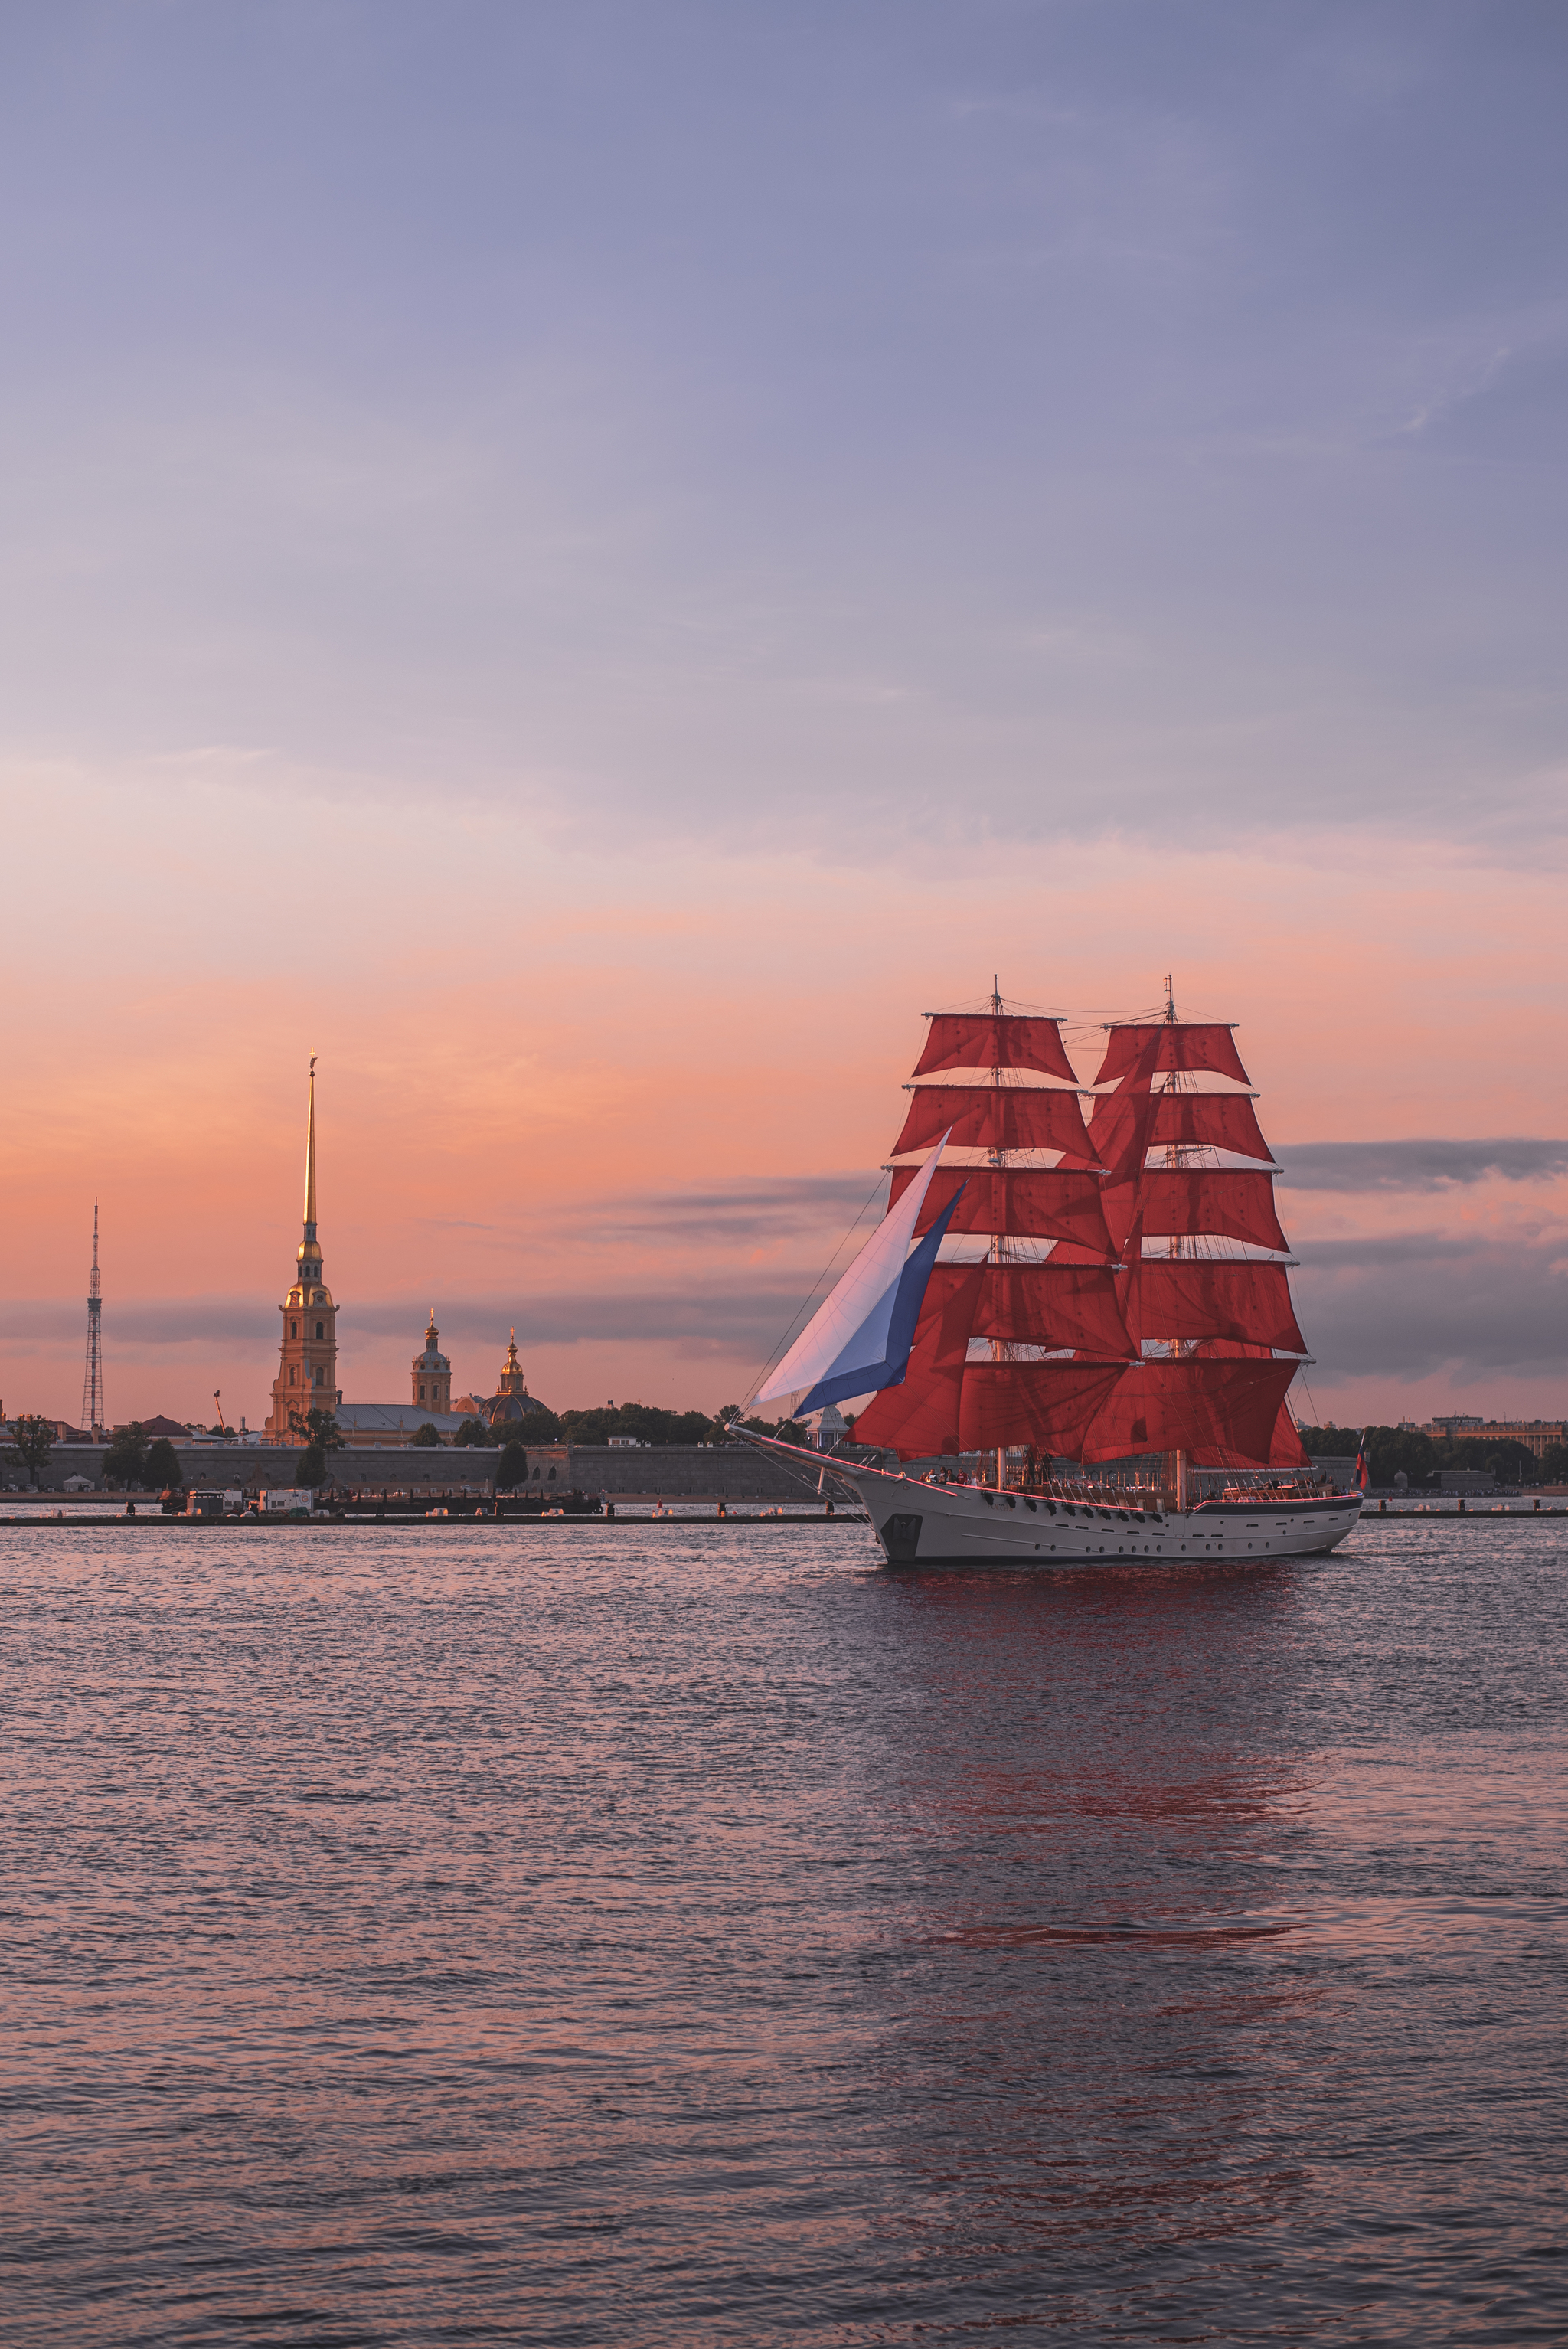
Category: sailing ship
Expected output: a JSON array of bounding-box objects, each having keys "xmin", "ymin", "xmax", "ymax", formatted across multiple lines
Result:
[{"xmin": 740, "ymin": 985, "xmax": 1361, "ymax": 1567}]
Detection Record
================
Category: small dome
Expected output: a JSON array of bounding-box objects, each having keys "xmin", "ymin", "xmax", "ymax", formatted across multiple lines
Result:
[{"xmin": 414, "ymin": 1307, "xmax": 450, "ymax": 1374}]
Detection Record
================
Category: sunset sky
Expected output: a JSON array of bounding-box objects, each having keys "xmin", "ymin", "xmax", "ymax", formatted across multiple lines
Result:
[{"xmin": 3, "ymin": 2, "xmax": 1565, "ymax": 1433}]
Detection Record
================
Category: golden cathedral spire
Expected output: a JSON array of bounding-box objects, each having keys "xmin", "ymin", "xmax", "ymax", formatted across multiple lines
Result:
[
  {"xmin": 303, "ymin": 1053, "xmax": 318, "ymax": 1235},
  {"xmin": 265, "ymin": 1054, "xmax": 341, "ymax": 1443}
]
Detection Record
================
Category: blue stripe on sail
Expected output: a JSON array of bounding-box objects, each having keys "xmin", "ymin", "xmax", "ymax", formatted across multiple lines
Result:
[{"xmin": 795, "ymin": 1184, "xmax": 965, "ymax": 1416}]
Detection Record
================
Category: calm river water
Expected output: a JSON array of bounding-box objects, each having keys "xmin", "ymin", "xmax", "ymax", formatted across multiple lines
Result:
[{"xmin": 2, "ymin": 1517, "xmax": 1564, "ymax": 2345}]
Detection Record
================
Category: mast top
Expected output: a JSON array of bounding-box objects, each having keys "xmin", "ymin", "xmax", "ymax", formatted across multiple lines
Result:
[
  {"xmin": 1164, "ymin": 975, "xmax": 1176, "ymax": 1023},
  {"xmin": 302, "ymin": 1054, "xmax": 318, "ymax": 1235}
]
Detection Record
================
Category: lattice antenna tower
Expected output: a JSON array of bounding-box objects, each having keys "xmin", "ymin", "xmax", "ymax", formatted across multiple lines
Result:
[{"xmin": 81, "ymin": 1197, "xmax": 105, "ymax": 1439}]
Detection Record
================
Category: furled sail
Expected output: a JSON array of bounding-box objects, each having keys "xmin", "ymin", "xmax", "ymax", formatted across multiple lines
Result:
[
  {"xmin": 890, "ymin": 1084, "xmax": 1100, "ymax": 1163},
  {"xmin": 913, "ymin": 1012, "xmax": 1077, "ymax": 1082}
]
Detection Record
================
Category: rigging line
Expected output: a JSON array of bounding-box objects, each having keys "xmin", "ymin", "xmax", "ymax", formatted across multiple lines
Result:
[{"xmin": 737, "ymin": 1168, "xmax": 891, "ymax": 1415}]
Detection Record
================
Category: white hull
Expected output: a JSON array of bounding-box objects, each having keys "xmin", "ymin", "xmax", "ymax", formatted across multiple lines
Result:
[{"xmin": 829, "ymin": 1461, "xmax": 1362, "ymax": 1568}]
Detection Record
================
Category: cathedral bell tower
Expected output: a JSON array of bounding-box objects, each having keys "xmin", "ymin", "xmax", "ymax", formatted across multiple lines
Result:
[
  {"xmin": 411, "ymin": 1310, "xmax": 452, "ymax": 1415},
  {"xmin": 266, "ymin": 1056, "xmax": 342, "ymax": 1443}
]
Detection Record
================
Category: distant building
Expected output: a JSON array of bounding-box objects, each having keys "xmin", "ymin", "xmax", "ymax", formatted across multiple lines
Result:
[
  {"xmin": 410, "ymin": 1311, "xmax": 452, "ymax": 1416},
  {"xmin": 334, "ymin": 1402, "xmax": 469, "ymax": 1447},
  {"xmin": 454, "ymin": 1331, "xmax": 552, "ymax": 1431},
  {"xmin": 265, "ymin": 1057, "xmax": 342, "ymax": 1444},
  {"xmin": 1422, "ymin": 1418, "xmax": 1565, "ymax": 1460},
  {"xmin": 245, "ymin": 1064, "xmax": 551, "ymax": 1450},
  {"xmin": 1439, "ymin": 1469, "xmax": 1496, "ymax": 1495},
  {"xmin": 336, "ymin": 1312, "xmax": 470, "ymax": 1446}
]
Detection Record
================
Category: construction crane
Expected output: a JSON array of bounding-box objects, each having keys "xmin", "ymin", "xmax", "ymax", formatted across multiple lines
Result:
[{"xmin": 212, "ymin": 1390, "xmax": 230, "ymax": 1437}]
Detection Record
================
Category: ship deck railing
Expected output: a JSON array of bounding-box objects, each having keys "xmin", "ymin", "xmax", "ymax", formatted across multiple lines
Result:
[{"xmin": 908, "ymin": 1469, "xmax": 1340, "ymax": 1507}]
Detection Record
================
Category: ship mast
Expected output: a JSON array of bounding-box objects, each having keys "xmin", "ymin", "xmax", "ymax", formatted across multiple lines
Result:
[
  {"xmin": 990, "ymin": 975, "xmax": 1008, "ymax": 1491},
  {"xmin": 1161, "ymin": 975, "xmax": 1189, "ymax": 1517}
]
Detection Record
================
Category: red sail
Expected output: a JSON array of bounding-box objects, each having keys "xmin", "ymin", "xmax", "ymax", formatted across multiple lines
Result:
[
  {"xmin": 959, "ymin": 1361, "xmax": 1126, "ymax": 1457},
  {"xmin": 888, "ymin": 1164, "xmax": 1115, "ymax": 1257},
  {"xmin": 1085, "ymin": 1054, "xmax": 1165, "ymax": 1254},
  {"xmin": 1080, "ymin": 1359, "xmax": 1299, "ymax": 1464},
  {"xmin": 1133, "ymin": 1261, "xmax": 1305, "ymax": 1353},
  {"xmin": 1138, "ymin": 1171, "xmax": 1289, "ymax": 1253},
  {"xmin": 851, "ymin": 1269, "xmax": 1127, "ymax": 1459},
  {"xmin": 850, "ymin": 1266, "xmax": 982, "ymax": 1457},
  {"xmin": 891, "ymin": 1085, "xmax": 1099, "ymax": 1165},
  {"xmin": 1089, "ymin": 1090, "xmax": 1274, "ymax": 1165},
  {"xmin": 1093, "ymin": 1023, "xmax": 1251, "ymax": 1088},
  {"xmin": 929, "ymin": 1262, "xmax": 1132, "ymax": 1358},
  {"xmin": 1191, "ymin": 1396, "xmax": 1311, "ymax": 1469},
  {"xmin": 913, "ymin": 1013, "xmax": 1076, "ymax": 1083}
]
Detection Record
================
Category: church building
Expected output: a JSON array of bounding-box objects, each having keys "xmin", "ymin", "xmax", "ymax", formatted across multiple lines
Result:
[
  {"xmin": 260, "ymin": 1060, "xmax": 543, "ymax": 1448},
  {"xmin": 334, "ymin": 1308, "xmax": 470, "ymax": 1446},
  {"xmin": 264, "ymin": 1057, "xmax": 343, "ymax": 1443},
  {"xmin": 411, "ymin": 1311, "xmax": 452, "ymax": 1414},
  {"xmin": 454, "ymin": 1331, "xmax": 550, "ymax": 1429}
]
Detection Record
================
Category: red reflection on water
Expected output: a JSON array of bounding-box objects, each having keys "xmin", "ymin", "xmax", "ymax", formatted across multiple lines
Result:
[{"xmin": 860, "ymin": 1563, "xmax": 1325, "ymax": 2282}]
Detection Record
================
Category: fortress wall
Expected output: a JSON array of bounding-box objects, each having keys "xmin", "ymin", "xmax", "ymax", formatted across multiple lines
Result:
[
  {"xmin": 559, "ymin": 1446, "xmax": 823, "ymax": 1498},
  {"xmin": 28, "ymin": 1442, "xmax": 824, "ymax": 1501}
]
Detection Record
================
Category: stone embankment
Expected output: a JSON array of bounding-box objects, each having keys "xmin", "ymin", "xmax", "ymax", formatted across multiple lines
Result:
[{"xmin": 21, "ymin": 1442, "xmax": 827, "ymax": 1503}]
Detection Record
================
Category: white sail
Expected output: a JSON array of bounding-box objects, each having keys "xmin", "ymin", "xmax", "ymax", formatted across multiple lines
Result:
[{"xmin": 754, "ymin": 1139, "xmax": 950, "ymax": 1411}]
